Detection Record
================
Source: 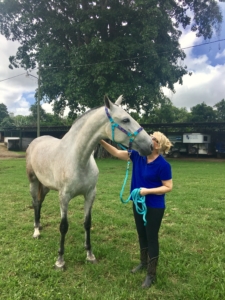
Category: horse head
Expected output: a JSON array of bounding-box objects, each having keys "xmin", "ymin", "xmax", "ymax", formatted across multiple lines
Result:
[{"xmin": 104, "ymin": 95, "xmax": 153, "ymax": 156}]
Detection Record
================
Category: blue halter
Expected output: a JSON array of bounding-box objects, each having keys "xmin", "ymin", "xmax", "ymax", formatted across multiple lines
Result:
[
  {"xmin": 105, "ymin": 107, "xmax": 143, "ymax": 151},
  {"xmin": 105, "ymin": 106, "xmax": 147, "ymax": 225}
]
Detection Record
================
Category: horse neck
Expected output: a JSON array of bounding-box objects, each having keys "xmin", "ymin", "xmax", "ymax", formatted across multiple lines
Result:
[{"xmin": 62, "ymin": 107, "xmax": 107, "ymax": 164}]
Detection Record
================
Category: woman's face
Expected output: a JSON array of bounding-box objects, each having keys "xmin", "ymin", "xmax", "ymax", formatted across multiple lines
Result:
[{"xmin": 150, "ymin": 133, "xmax": 160, "ymax": 150}]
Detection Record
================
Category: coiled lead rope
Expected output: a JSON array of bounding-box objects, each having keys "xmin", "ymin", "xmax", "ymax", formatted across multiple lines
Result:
[{"xmin": 119, "ymin": 159, "xmax": 147, "ymax": 226}]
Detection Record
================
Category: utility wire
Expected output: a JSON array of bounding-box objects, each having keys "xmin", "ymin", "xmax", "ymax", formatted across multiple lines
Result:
[
  {"xmin": 0, "ymin": 37, "xmax": 225, "ymax": 82},
  {"xmin": 181, "ymin": 38, "xmax": 225, "ymax": 50},
  {"xmin": 37, "ymin": 38, "xmax": 225, "ymax": 70},
  {"xmin": 0, "ymin": 72, "xmax": 27, "ymax": 82}
]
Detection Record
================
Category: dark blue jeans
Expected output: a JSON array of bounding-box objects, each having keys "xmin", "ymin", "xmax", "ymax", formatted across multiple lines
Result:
[{"xmin": 133, "ymin": 203, "xmax": 165, "ymax": 258}]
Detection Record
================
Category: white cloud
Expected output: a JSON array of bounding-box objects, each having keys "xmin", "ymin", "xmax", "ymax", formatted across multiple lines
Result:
[
  {"xmin": 163, "ymin": 52, "xmax": 225, "ymax": 110},
  {"xmin": 0, "ymin": 35, "xmax": 70, "ymax": 117},
  {"xmin": 163, "ymin": 64, "xmax": 225, "ymax": 109},
  {"xmin": 0, "ymin": 35, "xmax": 38, "ymax": 115},
  {"xmin": 42, "ymin": 102, "xmax": 54, "ymax": 114},
  {"xmin": 42, "ymin": 101, "xmax": 70, "ymax": 116},
  {"xmin": 215, "ymin": 49, "xmax": 225, "ymax": 59},
  {"xmin": 163, "ymin": 6, "xmax": 225, "ymax": 111}
]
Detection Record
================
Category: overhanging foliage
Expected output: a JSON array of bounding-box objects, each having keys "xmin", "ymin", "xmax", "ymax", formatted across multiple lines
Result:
[{"xmin": 0, "ymin": 0, "xmax": 224, "ymax": 116}]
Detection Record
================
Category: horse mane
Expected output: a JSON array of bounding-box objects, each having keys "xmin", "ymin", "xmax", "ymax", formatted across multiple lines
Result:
[{"xmin": 72, "ymin": 106, "xmax": 102, "ymax": 125}]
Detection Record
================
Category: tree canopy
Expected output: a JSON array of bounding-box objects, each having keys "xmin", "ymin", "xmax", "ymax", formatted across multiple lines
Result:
[
  {"xmin": 0, "ymin": 103, "xmax": 9, "ymax": 124},
  {"xmin": 189, "ymin": 102, "xmax": 217, "ymax": 122},
  {"xmin": 214, "ymin": 99, "xmax": 225, "ymax": 121},
  {"xmin": 1, "ymin": 98, "xmax": 224, "ymax": 129},
  {"xmin": 0, "ymin": 0, "xmax": 224, "ymax": 116}
]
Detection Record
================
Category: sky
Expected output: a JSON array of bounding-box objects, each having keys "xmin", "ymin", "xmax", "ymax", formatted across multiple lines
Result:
[
  {"xmin": 163, "ymin": 1, "xmax": 225, "ymax": 110},
  {"xmin": 0, "ymin": 2, "xmax": 225, "ymax": 116}
]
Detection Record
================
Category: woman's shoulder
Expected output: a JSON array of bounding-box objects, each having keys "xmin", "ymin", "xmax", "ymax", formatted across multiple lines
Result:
[
  {"xmin": 130, "ymin": 150, "xmax": 146, "ymax": 161},
  {"xmin": 158, "ymin": 155, "xmax": 171, "ymax": 166},
  {"xmin": 130, "ymin": 149, "xmax": 139, "ymax": 159}
]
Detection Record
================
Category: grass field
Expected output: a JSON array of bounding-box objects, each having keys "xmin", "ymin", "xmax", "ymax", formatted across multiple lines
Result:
[{"xmin": 0, "ymin": 158, "xmax": 224, "ymax": 300}]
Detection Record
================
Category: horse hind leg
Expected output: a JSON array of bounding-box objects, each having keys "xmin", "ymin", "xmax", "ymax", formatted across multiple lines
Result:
[
  {"xmin": 84, "ymin": 188, "xmax": 97, "ymax": 263},
  {"xmin": 54, "ymin": 192, "xmax": 70, "ymax": 269},
  {"xmin": 30, "ymin": 180, "xmax": 49, "ymax": 238}
]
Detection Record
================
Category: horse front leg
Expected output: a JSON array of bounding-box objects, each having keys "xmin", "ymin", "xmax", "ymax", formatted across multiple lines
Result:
[
  {"xmin": 55, "ymin": 196, "xmax": 69, "ymax": 269},
  {"xmin": 84, "ymin": 189, "xmax": 97, "ymax": 263}
]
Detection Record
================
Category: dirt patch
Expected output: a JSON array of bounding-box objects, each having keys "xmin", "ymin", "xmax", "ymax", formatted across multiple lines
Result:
[{"xmin": 0, "ymin": 143, "xmax": 26, "ymax": 159}]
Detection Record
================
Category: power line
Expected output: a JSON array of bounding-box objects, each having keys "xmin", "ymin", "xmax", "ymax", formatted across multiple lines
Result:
[
  {"xmin": 0, "ymin": 72, "xmax": 27, "ymax": 82},
  {"xmin": 181, "ymin": 38, "xmax": 225, "ymax": 50},
  {"xmin": 39, "ymin": 38, "xmax": 225, "ymax": 70},
  {"xmin": 0, "ymin": 37, "xmax": 225, "ymax": 82},
  {"xmin": 0, "ymin": 69, "xmax": 37, "ymax": 83}
]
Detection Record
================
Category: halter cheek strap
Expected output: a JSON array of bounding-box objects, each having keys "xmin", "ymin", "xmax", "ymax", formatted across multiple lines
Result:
[{"xmin": 105, "ymin": 107, "xmax": 143, "ymax": 151}]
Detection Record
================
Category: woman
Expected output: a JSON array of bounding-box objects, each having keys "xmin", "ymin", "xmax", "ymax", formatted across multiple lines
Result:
[{"xmin": 100, "ymin": 131, "xmax": 173, "ymax": 288}]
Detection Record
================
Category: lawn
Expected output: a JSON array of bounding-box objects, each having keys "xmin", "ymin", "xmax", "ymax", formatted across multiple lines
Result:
[{"xmin": 0, "ymin": 158, "xmax": 224, "ymax": 300}]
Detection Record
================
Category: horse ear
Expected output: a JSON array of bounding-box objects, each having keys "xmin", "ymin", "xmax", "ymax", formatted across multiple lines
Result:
[
  {"xmin": 115, "ymin": 95, "xmax": 123, "ymax": 106},
  {"xmin": 104, "ymin": 95, "xmax": 112, "ymax": 108}
]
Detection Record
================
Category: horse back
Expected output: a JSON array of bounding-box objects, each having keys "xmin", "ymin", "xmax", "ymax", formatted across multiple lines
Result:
[
  {"xmin": 26, "ymin": 135, "xmax": 99, "ymax": 195},
  {"xmin": 26, "ymin": 136, "xmax": 60, "ymax": 183}
]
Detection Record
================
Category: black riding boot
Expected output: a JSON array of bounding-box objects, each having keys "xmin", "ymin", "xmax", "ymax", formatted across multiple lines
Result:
[
  {"xmin": 141, "ymin": 256, "xmax": 158, "ymax": 288},
  {"xmin": 131, "ymin": 248, "xmax": 148, "ymax": 273}
]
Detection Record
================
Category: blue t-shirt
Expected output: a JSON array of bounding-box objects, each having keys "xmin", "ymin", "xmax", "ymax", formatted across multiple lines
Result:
[{"xmin": 130, "ymin": 150, "xmax": 172, "ymax": 208}]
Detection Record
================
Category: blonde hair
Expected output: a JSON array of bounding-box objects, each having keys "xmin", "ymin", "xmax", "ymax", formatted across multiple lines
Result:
[{"xmin": 153, "ymin": 131, "xmax": 173, "ymax": 154}]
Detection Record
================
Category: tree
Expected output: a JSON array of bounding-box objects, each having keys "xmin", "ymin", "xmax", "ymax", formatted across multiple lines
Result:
[
  {"xmin": 172, "ymin": 107, "xmax": 190, "ymax": 123},
  {"xmin": 0, "ymin": 102, "xmax": 72, "ymax": 128},
  {"xmin": 42, "ymin": 113, "xmax": 73, "ymax": 126},
  {"xmin": 214, "ymin": 99, "xmax": 225, "ymax": 121},
  {"xmin": 13, "ymin": 115, "xmax": 31, "ymax": 126},
  {"xmin": 0, "ymin": 117, "xmax": 15, "ymax": 128},
  {"xmin": 29, "ymin": 103, "xmax": 47, "ymax": 124},
  {"xmin": 0, "ymin": 0, "xmax": 224, "ymax": 116},
  {"xmin": 141, "ymin": 97, "xmax": 190, "ymax": 123},
  {"xmin": 189, "ymin": 102, "xmax": 217, "ymax": 122},
  {"xmin": 0, "ymin": 103, "xmax": 9, "ymax": 124}
]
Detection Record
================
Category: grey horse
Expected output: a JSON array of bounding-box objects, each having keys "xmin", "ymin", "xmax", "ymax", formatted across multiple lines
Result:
[{"xmin": 26, "ymin": 95, "xmax": 153, "ymax": 269}]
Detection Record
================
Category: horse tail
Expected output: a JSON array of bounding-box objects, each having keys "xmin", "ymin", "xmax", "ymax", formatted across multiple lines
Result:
[{"xmin": 38, "ymin": 182, "xmax": 43, "ymax": 201}]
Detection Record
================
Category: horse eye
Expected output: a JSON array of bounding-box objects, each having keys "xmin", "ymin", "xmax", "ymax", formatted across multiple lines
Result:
[{"xmin": 122, "ymin": 118, "xmax": 130, "ymax": 124}]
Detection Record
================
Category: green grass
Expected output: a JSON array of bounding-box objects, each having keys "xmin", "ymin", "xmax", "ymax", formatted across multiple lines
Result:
[
  {"xmin": 15, "ymin": 151, "xmax": 26, "ymax": 155},
  {"xmin": 0, "ymin": 158, "xmax": 225, "ymax": 300}
]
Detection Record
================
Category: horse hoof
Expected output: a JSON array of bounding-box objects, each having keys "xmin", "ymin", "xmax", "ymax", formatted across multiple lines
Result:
[
  {"xmin": 86, "ymin": 252, "xmax": 97, "ymax": 264},
  {"xmin": 92, "ymin": 259, "xmax": 98, "ymax": 264},
  {"xmin": 32, "ymin": 233, "xmax": 40, "ymax": 239},
  {"xmin": 87, "ymin": 258, "xmax": 98, "ymax": 264},
  {"xmin": 55, "ymin": 259, "xmax": 66, "ymax": 270},
  {"xmin": 33, "ymin": 229, "xmax": 41, "ymax": 238},
  {"xmin": 33, "ymin": 235, "xmax": 40, "ymax": 239},
  {"xmin": 54, "ymin": 264, "xmax": 66, "ymax": 271}
]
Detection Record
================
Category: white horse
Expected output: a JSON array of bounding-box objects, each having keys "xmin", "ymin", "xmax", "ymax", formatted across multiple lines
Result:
[{"xmin": 26, "ymin": 95, "xmax": 153, "ymax": 269}]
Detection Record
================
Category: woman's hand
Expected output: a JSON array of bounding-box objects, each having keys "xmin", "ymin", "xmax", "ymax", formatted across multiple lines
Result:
[
  {"xmin": 139, "ymin": 188, "xmax": 149, "ymax": 196},
  {"xmin": 139, "ymin": 179, "xmax": 173, "ymax": 196}
]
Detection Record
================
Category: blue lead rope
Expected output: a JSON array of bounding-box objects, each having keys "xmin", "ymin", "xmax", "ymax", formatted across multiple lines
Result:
[
  {"xmin": 119, "ymin": 160, "xmax": 147, "ymax": 226},
  {"xmin": 104, "ymin": 107, "xmax": 146, "ymax": 224}
]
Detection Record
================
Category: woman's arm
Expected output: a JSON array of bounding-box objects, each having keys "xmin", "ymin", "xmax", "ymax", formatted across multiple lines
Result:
[
  {"xmin": 100, "ymin": 140, "xmax": 130, "ymax": 161},
  {"xmin": 139, "ymin": 179, "xmax": 173, "ymax": 196}
]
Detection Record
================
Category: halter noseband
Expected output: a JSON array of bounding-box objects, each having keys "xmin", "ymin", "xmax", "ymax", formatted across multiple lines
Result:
[{"xmin": 105, "ymin": 107, "xmax": 143, "ymax": 152}]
